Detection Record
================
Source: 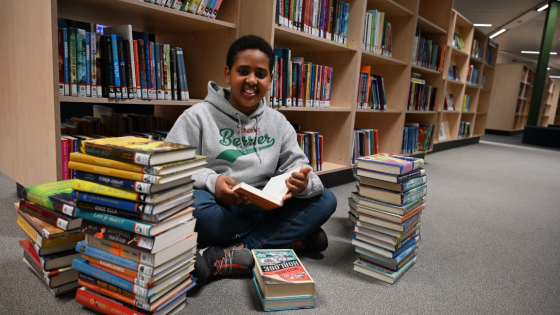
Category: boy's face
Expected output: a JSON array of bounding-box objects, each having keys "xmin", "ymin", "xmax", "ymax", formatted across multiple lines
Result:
[{"xmin": 225, "ymin": 49, "xmax": 272, "ymax": 116}]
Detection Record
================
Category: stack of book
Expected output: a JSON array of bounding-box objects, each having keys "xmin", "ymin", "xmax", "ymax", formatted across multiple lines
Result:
[
  {"xmin": 15, "ymin": 180, "xmax": 85, "ymax": 296},
  {"xmin": 67, "ymin": 137, "xmax": 206, "ymax": 314},
  {"xmin": 349, "ymin": 154, "xmax": 426, "ymax": 284},
  {"xmin": 251, "ymin": 249, "xmax": 316, "ymax": 311}
]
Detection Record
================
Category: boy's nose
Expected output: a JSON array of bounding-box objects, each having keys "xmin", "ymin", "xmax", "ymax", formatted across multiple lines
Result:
[{"xmin": 246, "ymin": 73, "xmax": 257, "ymax": 84}]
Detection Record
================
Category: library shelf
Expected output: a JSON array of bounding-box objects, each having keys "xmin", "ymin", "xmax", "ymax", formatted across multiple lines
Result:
[
  {"xmin": 416, "ymin": 15, "xmax": 446, "ymax": 34},
  {"xmin": 59, "ymin": 96, "xmax": 200, "ymax": 107},
  {"xmin": 446, "ymin": 79, "xmax": 464, "ymax": 86},
  {"xmin": 361, "ymin": 50, "xmax": 408, "ymax": 66},
  {"xmin": 275, "ymin": 107, "xmax": 353, "ymax": 113},
  {"xmin": 274, "ymin": 26, "xmax": 357, "ymax": 52},
  {"xmin": 411, "ymin": 64, "xmax": 441, "ymax": 75},
  {"xmin": 355, "ymin": 109, "xmax": 403, "ymax": 114}
]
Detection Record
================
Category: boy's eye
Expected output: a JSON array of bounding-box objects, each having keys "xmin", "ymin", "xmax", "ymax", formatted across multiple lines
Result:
[
  {"xmin": 256, "ymin": 72, "xmax": 267, "ymax": 79},
  {"xmin": 238, "ymin": 70, "xmax": 248, "ymax": 75}
]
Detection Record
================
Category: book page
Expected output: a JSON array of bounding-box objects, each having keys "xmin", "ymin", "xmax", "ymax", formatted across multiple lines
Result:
[{"xmin": 262, "ymin": 165, "xmax": 303, "ymax": 200}]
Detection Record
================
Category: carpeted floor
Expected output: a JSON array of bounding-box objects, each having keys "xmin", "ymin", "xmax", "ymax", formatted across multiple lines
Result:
[{"xmin": 1, "ymin": 140, "xmax": 560, "ymax": 315}]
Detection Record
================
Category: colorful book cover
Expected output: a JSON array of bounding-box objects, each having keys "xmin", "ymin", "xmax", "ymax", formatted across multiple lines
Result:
[
  {"xmin": 19, "ymin": 199, "xmax": 80, "ymax": 231},
  {"xmin": 68, "ymin": 27, "xmax": 77, "ymax": 96},
  {"xmin": 353, "ymin": 256, "xmax": 417, "ymax": 284},
  {"xmin": 252, "ymin": 249, "xmax": 314, "ymax": 288},
  {"xmin": 251, "ymin": 276, "xmax": 316, "ymax": 312},
  {"xmin": 22, "ymin": 180, "xmax": 76, "ymax": 216},
  {"xmin": 79, "ymin": 137, "xmax": 196, "ymax": 166},
  {"xmin": 76, "ymin": 28, "xmax": 87, "ymax": 97},
  {"xmin": 356, "ymin": 154, "xmax": 424, "ymax": 175}
]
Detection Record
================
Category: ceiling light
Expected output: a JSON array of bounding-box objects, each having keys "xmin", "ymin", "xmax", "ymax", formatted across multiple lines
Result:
[
  {"xmin": 489, "ymin": 29, "xmax": 506, "ymax": 39},
  {"xmin": 538, "ymin": 4, "xmax": 549, "ymax": 11},
  {"xmin": 548, "ymin": 67, "xmax": 551, "ymax": 70},
  {"xmin": 474, "ymin": 24, "xmax": 492, "ymax": 27},
  {"xmin": 549, "ymin": 76, "xmax": 560, "ymax": 78},
  {"xmin": 521, "ymin": 51, "xmax": 558, "ymax": 55}
]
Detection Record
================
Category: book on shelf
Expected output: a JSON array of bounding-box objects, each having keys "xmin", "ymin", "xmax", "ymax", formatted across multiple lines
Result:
[
  {"xmin": 351, "ymin": 128, "xmax": 378, "ymax": 164},
  {"xmin": 296, "ymin": 131, "xmax": 322, "ymax": 171},
  {"xmin": 407, "ymin": 76, "xmax": 437, "ymax": 111},
  {"xmin": 79, "ymin": 137, "xmax": 196, "ymax": 166},
  {"xmin": 355, "ymin": 154, "xmax": 424, "ymax": 175},
  {"xmin": 363, "ymin": 10, "xmax": 392, "ymax": 57},
  {"xmin": 357, "ymin": 67, "xmax": 387, "ymax": 110},
  {"xmin": 471, "ymin": 38, "xmax": 484, "ymax": 59},
  {"xmin": 412, "ymin": 27, "xmax": 446, "ymax": 71},
  {"xmin": 444, "ymin": 93, "xmax": 455, "ymax": 111},
  {"xmin": 251, "ymin": 276, "xmax": 316, "ymax": 312},
  {"xmin": 232, "ymin": 165, "xmax": 303, "ymax": 210},
  {"xmin": 452, "ymin": 33, "xmax": 465, "ymax": 51},
  {"xmin": 251, "ymin": 249, "xmax": 315, "ymax": 299},
  {"xmin": 353, "ymin": 256, "xmax": 417, "ymax": 284},
  {"xmin": 19, "ymin": 239, "xmax": 79, "ymax": 288}
]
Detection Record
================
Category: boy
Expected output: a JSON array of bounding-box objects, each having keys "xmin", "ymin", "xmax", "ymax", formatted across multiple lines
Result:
[{"xmin": 165, "ymin": 35, "xmax": 337, "ymax": 285}]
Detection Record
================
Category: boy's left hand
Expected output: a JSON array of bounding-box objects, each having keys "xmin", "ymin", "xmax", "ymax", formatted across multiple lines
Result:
[{"xmin": 283, "ymin": 166, "xmax": 312, "ymax": 201}]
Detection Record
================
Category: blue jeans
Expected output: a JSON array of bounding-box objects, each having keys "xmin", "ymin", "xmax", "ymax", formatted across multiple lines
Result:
[{"xmin": 192, "ymin": 188, "xmax": 337, "ymax": 249}]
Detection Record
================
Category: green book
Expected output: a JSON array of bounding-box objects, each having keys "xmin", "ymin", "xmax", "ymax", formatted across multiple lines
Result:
[{"xmin": 22, "ymin": 179, "xmax": 77, "ymax": 217}]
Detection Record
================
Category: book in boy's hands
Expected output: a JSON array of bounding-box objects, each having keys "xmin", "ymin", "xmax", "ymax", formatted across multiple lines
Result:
[
  {"xmin": 356, "ymin": 154, "xmax": 424, "ymax": 175},
  {"xmin": 251, "ymin": 249, "xmax": 315, "ymax": 299},
  {"xmin": 232, "ymin": 165, "xmax": 303, "ymax": 210},
  {"xmin": 79, "ymin": 137, "xmax": 196, "ymax": 166}
]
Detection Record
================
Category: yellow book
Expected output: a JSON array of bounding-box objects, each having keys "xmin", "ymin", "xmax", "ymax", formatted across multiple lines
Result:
[
  {"xmin": 70, "ymin": 152, "xmax": 145, "ymax": 173},
  {"xmin": 16, "ymin": 214, "xmax": 84, "ymax": 249},
  {"xmin": 71, "ymin": 179, "xmax": 194, "ymax": 204}
]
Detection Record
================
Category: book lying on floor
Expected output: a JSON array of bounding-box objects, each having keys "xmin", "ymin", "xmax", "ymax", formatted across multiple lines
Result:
[
  {"xmin": 353, "ymin": 256, "xmax": 417, "ymax": 284},
  {"xmin": 251, "ymin": 249, "xmax": 315, "ymax": 299},
  {"xmin": 232, "ymin": 165, "xmax": 303, "ymax": 210},
  {"xmin": 251, "ymin": 276, "xmax": 316, "ymax": 311}
]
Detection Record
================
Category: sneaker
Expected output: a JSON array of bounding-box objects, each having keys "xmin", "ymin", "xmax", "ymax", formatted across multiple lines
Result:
[
  {"xmin": 193, "ymin": 244, "xmax": 255, "ymax": 285},
  {"xmin": 287, "ymin": 228, "xmax": 328, "ymax": 253}
]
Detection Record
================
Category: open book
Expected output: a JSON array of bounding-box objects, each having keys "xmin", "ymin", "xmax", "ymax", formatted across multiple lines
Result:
[{"xmin": 232, "ymin": 165, "xmax": 303, "ymax": 210}]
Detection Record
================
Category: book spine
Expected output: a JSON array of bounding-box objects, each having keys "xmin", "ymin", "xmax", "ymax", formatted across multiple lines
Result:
[
  {"xmin": 90, "ymin": 32, "xmax": 97, "ymax": 97},
  {"xmin": 104, "ymin": 35, "xmax": 116, "ymax": 98},
  {"xmin": 111, "ymin": 34, "xmax": 122, "ymax": 99},
  {"xmin": 61, "ymin": 137, "xmax": 69, "ymax": 180},
  {"xmin": 117, "ymin": 35, "xmax": 129, "ymax": 98},
  {"xmin": 73, "ymin": 258, "xmax": 149, "ymax": 296},
  {"xmin": 75, "ymin": 287, "xmax": 148, "ymax": 315},
  {"xmin": 72, "ymin": 190, "xmax": 154, "ymax": 214},
  {"xmin": 68, "ymin": 28, "xmax": 78, "ymax": 96},
  {"xmin": 85, "ymin": 32, "xmax": 91, "ymax": 97},
  {"xmin": 164, "ymin": 44, "xmax": 171, "ymax": 100},
  {"xmin": 75, "ymin": 241, "xmax": 154, "ymax": 275},
  {"xmin": 74, "ymin": 170, "xmax": 152, "ymax": 193},
  {"xmin": 17, "ymin": 214, "xmax": 41, "ymax": 246},
  {"xmin": 75, "ymin": 208, "xmax": 153, "ymax": 237},
  {"xmin": 402, "ymin": 184, "xmax": 427, "ymax": 205},
  {"xmin": 58, "ymin": 29, "xmax": 64, "ymax": 95},
  {"xmin": 86, "ymin": 235, "xmax": 155, "ymax": 265},
  {"xmin": 80, "ymin": 142, "xmax": 154, "ymax": 166},
  {"xmin": 124, "ymin": 39, "xmax": 135, "ymax": 99},
  {"xmin": 70, "ymin": 152, "xmax": 147, "ymax": 173},
  {"xmin": 150, "ymin": 41, "xmax": 156, "ymax": 99},
  {"xmin": 81, "ymin": 253, "xmax": 150, "ymax": 281},
  {"xmin": 78, "ymin": 201, "xmax": 158, "ymax": 223},
  {"xmin": 155, "ymin": 43, "xmax": 162, "ymax": 100},
  {"xmin": 170, "ymin": 48, "xmax": 178, "ymax": 100},
  {"xmin": 68, "ymin": 161, "xmax": 159, "ymax": 184},
  {"xmin": 72, "ymin": 179, "xmax": 145, "ymax": 203},
  {"xmin": 62, "ymin": 28, "xmax": 70, "ymax": 95},
  {"xmin": 138, "ymin": 40, "xmax": 148, "ymax": 99},
  {"xmin": 78, "ymin": 278, "xmax": 144, "ymax": 310},
  {"xmin": 19, "ymin": 200, "xmax": 72, "ymax": 231},
  {"xmin": 87, "ymin": 260, "xmax": 152, "ymax": 289},
  {"xmin": 77, "ymin": 29, "xmax": 87, "ymax": 97},
  {"xmin": 133, "ymin": 40, "xmax": 142, "ymax": 99}
]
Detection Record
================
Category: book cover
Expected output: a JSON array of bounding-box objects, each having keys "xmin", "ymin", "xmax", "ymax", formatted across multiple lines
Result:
[
  {"xmin": 359, "ymin": 175, "xmax": 427, "ymax": 193},
  {"xmin": 356, "ymin": 154, "xmax": 424, "ymax": 175},
  {"xmin": 17, "ymin": 209, "xmax": 77, "ymax": 240},
  {"xmin": 251, "ymin": 249, "xmax": 315, "ymax": 299},
  {"xmin": 19, "ymin": 199, "xmax": 82, "ymax": 231},
  {"xmin": 22, "ymin": 179, "xmax": 76, "ymax": 216},
  {"xmin": 350, "ymin": 191, "xmax": 425, "ymax": 216},
  {"xmin": 251, "ymin": 276, "xmax": 315, "ymax": 312},
  {"xmin": 17, "ymin": 213, "xmax": 84, "ymax": 249},
  {"xmin": 79, "ymin": 137, "xmax": 196, "ymax": 166},
  {"xmin": 353, "ymin": 256, "xmax": 416, "ymax": 284},
  {"xmin": 357, "ymin": 183, "xmax": 427, "ymax": 206}
]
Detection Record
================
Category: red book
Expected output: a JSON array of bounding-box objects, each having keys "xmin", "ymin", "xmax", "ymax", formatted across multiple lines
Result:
[
  {"xmin": 58, "ymin": 28, "xmax": 64, "ymax": 95},
  {"xmin": 133, "ymin": 40, "xmax": 141, "ymax": 98},
  {"xmin": 61, "ymin": 136, "xmax": 69, "ymax": 180},
  {"xmin": 75, "ymin": 287, "xmax": 149, "ymax": 315},
  {"xmin": 374, "ymin": 129, "xmax": 379, "ymax": 154},
  {"xmin": 19, "ymin": 199, "xmax": 81, "ymax": 231}
]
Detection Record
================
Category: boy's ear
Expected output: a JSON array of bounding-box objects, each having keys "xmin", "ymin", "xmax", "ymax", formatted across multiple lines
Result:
[
  {"xmin": 224, "ymin": 66, "xmax": 231, "ymax": 84},
  {"xmin": 267, "ymin": 73, "xmax": 273, "ymax": 90}
]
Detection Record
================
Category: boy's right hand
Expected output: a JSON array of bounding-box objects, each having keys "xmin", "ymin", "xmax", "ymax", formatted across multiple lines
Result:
[{"xmin": 215, "ymin": 175, "xmax": 249, "ymax": 205}]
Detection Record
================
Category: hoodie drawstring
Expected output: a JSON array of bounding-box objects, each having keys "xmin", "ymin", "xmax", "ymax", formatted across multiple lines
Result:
[
  {"xmin": 235, "ymin": 113, "xmax": 247, "ymax": 155},
  {"xmin": 255, "ymin": 115, "xmax": 262, "ymax": 164}
]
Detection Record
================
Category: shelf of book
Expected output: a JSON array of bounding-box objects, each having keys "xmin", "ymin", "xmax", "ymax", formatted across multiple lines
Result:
[{"xmin": 1, "ymin": 0, "xmax": 500, "ymax": 187}]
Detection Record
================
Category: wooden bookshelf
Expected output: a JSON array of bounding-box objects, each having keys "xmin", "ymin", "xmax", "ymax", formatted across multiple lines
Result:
[
  {"xmin": 0, "ymin": 0, "xmax": 500, "ymax": 187},
  {"xmin": 437, "ymin": 10, "xmax": 497, "ymax": 143},
  {"xmin": 486, "ymin": 64, "xmax": 559, "ymax": 131}
]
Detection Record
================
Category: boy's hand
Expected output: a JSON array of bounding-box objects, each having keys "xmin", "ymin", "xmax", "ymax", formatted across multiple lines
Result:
[
  {"xmin": 283, "ymin": 166, "xmax": 312, "ymax": 201},
  {"xmin": 215, "ymin": 175, "xmax": 249, "ymax": 205}
]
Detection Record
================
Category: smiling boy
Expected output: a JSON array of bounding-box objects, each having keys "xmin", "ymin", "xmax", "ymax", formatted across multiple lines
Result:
[{"xmin": 165, "ymin": 35, "xmax": 337, "ymax": 285}]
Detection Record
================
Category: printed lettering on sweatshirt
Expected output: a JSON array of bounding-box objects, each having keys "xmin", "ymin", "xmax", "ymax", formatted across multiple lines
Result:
[{"xmin": 215, "ymin": 126, "xmax": 275, "ymax": 163}]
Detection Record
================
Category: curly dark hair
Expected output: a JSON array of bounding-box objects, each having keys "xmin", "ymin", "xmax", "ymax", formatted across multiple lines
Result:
[{"xmin": 226, "ymin": 35, "xmax": 274, "ymax": 73}]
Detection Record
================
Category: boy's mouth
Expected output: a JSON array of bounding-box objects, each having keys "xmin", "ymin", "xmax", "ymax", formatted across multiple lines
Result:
[{"xmin": 243, "ymin": 88, "xmax": 256, "ymax": 97}]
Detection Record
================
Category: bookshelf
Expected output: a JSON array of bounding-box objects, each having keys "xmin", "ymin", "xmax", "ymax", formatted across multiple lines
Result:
[
  {"xmin": 0, "ymin": 0, "xmax": 499, "ymax": 188},
  {"xmin": 486, "ymin": 64, "xmax": 558, "ymax": 132}
]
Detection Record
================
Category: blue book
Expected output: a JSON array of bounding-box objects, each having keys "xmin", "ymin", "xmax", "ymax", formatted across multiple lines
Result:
[
  {"xmin": 358, "ymin": 183, "xmax": 427, "ymax": 206},
  {"xmin": 85, "ymin": 32, "xmax": 91, "ymax": 97},
  {"xmin": 73, "ymin": 257, "xmax": 148, "ymax": 297},
  {"xmin": 75, "ymin": 241, "xmax": 148, "ymax": 272},
  {"xmin": 251, "ymin": 276, "xmax": 315, "ymax": 312},
  {"xmin": 110, "ymin": 34, "xmax": 122, "ymax": 99},
  {"xmin": 75, "ymin": 207, "xmax": 158, "ymax": 237},
  {"xmin": 178, "ymin": 47, "xmax": 189, "ymax": 100},
  {"xmin": 63, "ymin": 28, "xmax": 69, "ymax": 95},
  {"xmin": 72, "ymin": 190, "xmax": 145, "ymax": 213},
  {"xmin": 357, "ymin": 247, "xmax": 418, "ymax": 272},
  {"xmin": 76, "ymin": 28, "xmax": 87, "ymax": 97},
  {"xmin": 356, "ymin": 243, "xmax": 418, "ymax": 266},
  {"xmin": 353, "ymin": 256, "xmax": 417, "ymax": 284},
  {"xmin": 352, "ymin": 234, "xmax": 420, "ymax": 259}
]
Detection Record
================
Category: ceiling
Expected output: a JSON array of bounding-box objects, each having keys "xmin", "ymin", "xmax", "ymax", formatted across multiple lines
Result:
[{"xmin": 453, "ymin": 0, "xmax": 560, "ymax": 76}]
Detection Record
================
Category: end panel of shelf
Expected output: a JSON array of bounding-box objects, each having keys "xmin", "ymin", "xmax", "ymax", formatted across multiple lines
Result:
[
  {"xmin": 0, "ymin": 0, "xmax": 61, "ymax": 186},
  {"xmin": 238, "ymin": 0, "xmax": 275, "ymax": 41},
  {"xmin": 354, "ymin": 110, "xmax": 406, "ymax": 154},
  {"xmin": 282, "ymin": 111, "xmax": 354, "ymax": 168}
]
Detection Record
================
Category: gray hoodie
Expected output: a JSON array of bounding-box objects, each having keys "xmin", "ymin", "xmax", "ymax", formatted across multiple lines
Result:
[{"xmin": 165, "ymin": 81, "xmax": 324, "ymax": 198}]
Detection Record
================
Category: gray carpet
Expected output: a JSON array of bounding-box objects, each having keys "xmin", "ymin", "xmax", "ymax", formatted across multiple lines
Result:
[{"xmin": 1, "ymin": 141, "xmax": 560, "ymax": 315}]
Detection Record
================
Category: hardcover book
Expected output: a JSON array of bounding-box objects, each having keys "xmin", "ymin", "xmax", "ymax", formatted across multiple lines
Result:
[
  {"xmin": 350, "ymin": 191, "xmax": 425, "ymax": 216},
  {"xmin": 356, "ymin": 154, "xmax": 424, "ymax": 175},
  {"xmin": 79, "ymin": 137, "xmax": 196, "ymax": 166},
  {"xmin": 251, "ymin": 249, "xmax": 315, "ymax": 299},
  {"xmin": 357, "ymin": 183, "xmax": 427, "ymax": 206},
  {"xmin": 251, "ymin": 276, "xmax": 316, "ymax": 311},
  {"xmin": 355, "ymin": 168, "xmax": 426, "ymax": 184},
  {"xmin": 232, "ymin": 165, "xmax": 303, "ymax": 210},
  {"xmin": 22, "ymin": 180, "xmax": 76, "ymax": 216},
  {"xmin": 358, "ymin": 175, "xmax": 427, "ymax": 193},
  {"xmin": 19, "ymin": 199, "xmax": 82, "ymax": 231},
  {"xmin": 353, "ymin": 256, "xmax": 416, "ymax": 284}
]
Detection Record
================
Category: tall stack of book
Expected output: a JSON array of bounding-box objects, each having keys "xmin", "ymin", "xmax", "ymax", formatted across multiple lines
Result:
[
  {"xmin": 349, "ymin": 154, "xmax": 426, "ymax": 284},
  {"xmin": 251, "ymin": 249, "xmax": 316, "ymax": 311},
  {"xmin": 67, "ymin": 137, "xmax": 206, "ymax": 314},
  {"xmin": 15, "ymin": 180, "xmax": 85, "ymax": 297}
]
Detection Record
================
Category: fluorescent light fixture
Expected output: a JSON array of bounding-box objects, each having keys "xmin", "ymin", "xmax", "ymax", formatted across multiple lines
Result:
[
  {"xmin": 548, "ymin": 67, "xmax": 551, "ymax": 70},
  {"xmin": 549, "ymin": 76, "xmax": 560, "ymax": 78},
  {"xmin": 538, "ymin": 4, "xmax": 549, "ymax": 11},
  {"xmin": 489, "ymin": 29, "xmax": 506, "ymax": 39},
  {"xmin": 521, "ymin": 51, "xmax": 558, "ymax": 55},
  {"xmin": 473, "ymin": 24, "xmax": 492, "ymax": 27}
]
